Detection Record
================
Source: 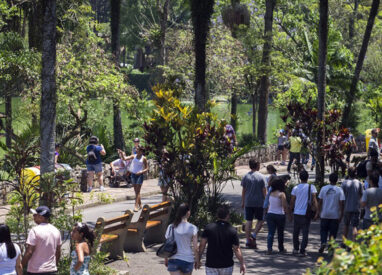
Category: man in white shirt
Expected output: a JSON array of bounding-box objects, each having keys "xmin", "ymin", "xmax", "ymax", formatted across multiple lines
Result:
[
  {"xmin": 368, "ymin": 129, "xmax": 380, "ymax": 158},
  {"xmin": 317, "ymin": 173, "xmax": 345, "ymax": 253},
  {"xmin": 289, "ymin": 170, "xmax": 318, "ymax": 256}
]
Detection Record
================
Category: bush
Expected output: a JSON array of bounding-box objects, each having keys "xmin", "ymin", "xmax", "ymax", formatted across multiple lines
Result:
[
  {"xmin": 238, "ymin": 133, "xmax": 258, "ymax": 147},
  {"xmin": 307, "ymin": 206, "xmax": 382, "ymax": 275}
]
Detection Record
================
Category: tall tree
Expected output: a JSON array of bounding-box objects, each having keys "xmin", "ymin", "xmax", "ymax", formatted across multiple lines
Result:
[
  {"xmin": 110, "ymin": 0, "xmax": 125, "ymax": 151},
  {"xmin": 191, "ymin": 0, "xmax": 215, "ymax": 113},
  {"xmin": 257, "ymin": 0, "xmax": 276, "ymax": 144},
  {"xmin": 342, "ymin": 0, "xmax": 380, "ymax": 127},
  {"xmin": 157, "ymin": 0, "xmax": 170, "ymax": 66},
  {"xmin": 316, "ymin": 0, "xmax": 329, "ymax": 185},
  {"xmin": 40, "ymin": 0, "xmax": 57, "ymax": 177}
]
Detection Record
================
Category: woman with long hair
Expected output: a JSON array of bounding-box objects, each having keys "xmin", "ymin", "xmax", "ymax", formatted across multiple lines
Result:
[
  {"xmin": 165, "ymin": 203, "xmax": 199, "ymax": 275},
  {"xmin": 265, "ymin": 177, "xmax": 290, "ymax": 254},
  {"xmin": 70, "ymin": 223, "xmax": 95, "ymax": 275},
  {"xmin": 0, "ymin": 224, "xmax": 22, "ymax": 275}
]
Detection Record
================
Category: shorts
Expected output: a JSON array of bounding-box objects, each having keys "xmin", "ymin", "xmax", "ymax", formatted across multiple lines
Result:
[
  {"xmin": 344, "ymin": 211, "xmax": 360, "ymax": 227},
  {"xmin": 131, "ymin": 173, "xmax": 144, "ymax": 185},
  {"xmin": 206, "ymin": 266, "xmax": 234, "ymax": 275},
  {"xmin": 245, "ymin": 207, "xmax": 264, "ymax": 221},
  {"xmin": 86, "ymin": 163, "xmax": 103, "ymax": 173},
  {"xmin": 167, "ymin": 259, "xmax": 194, "ymax": 273},
  {"xmin": 278, "ymin": 145, "xmax": 284, "ymax": 151}
]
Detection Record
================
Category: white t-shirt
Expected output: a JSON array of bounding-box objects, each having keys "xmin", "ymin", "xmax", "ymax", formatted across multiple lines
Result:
[
  {"xmin": 291, "ymin": 183, "xmax": 317, "ymax": 215},
  {"xmin": 165, "ymin": 222, "xmax": 198, "ymax": 263},
  {"xmin": 0, "ymin": 243, "xmax": 21, "ymax": 275},
  {"xmin": 318, "ymin": 185, "xmax": 345, "ymax": 219}
]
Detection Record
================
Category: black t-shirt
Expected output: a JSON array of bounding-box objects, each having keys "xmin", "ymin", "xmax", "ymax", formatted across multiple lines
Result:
[{"xmin": 201, "ymin": 220, "xmax": 239, "ymax": 268}]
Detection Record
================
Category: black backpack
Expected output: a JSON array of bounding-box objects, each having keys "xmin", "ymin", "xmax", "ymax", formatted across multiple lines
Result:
[
  {"xmin": 356, "ymin": 160, "xmax": 369, "ymax": 178},
  {"xmin": 87, "ymin": 146, "xmax": 97, "ymax": 162}
]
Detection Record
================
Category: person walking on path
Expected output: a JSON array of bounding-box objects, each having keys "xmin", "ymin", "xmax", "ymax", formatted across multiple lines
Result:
[
  {"xmin": 368, "ymin": 128, "xmax": 380, "ymax": 157},
  {"xmin": 241, "ymin": 159, "xmax": 266, "ymax": 249},
  {"xmin": 287, "ymin": 130, "xmax": 302, "ymax": 174},
  {"xmin": 289, "ymin": 170, "xmax": 318, "ymax": 256},
  {"xmin": 124, "ymin": 146, "xmax": 149, "ymax": 212},
  {"xmin": 361, "ymin": 171, "xmax": 382, "ymax": 230},
  {"xmin": 86, "ymin": 136, "xmax": 106, "ymax": 192},
  {"xmin": 164, "ymin": 203, "xmax": 199, "ymax": 275},
  {"xmin": 70, "ymin": 223, "xmax": 95, "ymax": 275},
  {"xmin": 277, "ymin": 130, "xmax": 288, "ymax": 165},
  {"xmin": 316, "ymin": 173, "xmax": 345, "ymax": 253},
  {"xmin": 22, "ymin": 206, "xmax": 61, "ymax": 275},
  {"xmin": 0, "ymin": 224, "xmax": 22, "ymax": 275},
  {"xmin": 198, "ymin": 206, "xmax": 246, "ymax": 275},
  {"xmin": 265, "ymin": 177, "xmax": 290, "ymax": 255},
  {"xmin": 341, "ymin": 167, "xmax": 363, "ymax": 241}
]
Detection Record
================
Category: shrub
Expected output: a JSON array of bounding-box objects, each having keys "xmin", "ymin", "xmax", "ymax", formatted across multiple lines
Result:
[{"xmin": 307, "ymin": 205, "xmax": 382, "ymax": 275}]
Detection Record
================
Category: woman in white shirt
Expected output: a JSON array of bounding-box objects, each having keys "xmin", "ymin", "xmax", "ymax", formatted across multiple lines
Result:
[
  {"xmin": 0, "ymin": 224, "xmax": 22, "ymax": 275},
  {"xmin": 165, "ymin": 203, "xmax": 199, "ymax": 275},
  {"xmin": 124, "ymin": 146, "xmax": 148, "ymax": 212},
  {"xmin": 265, "ymin": 177, "xmax": 290, "ymax": 254}
]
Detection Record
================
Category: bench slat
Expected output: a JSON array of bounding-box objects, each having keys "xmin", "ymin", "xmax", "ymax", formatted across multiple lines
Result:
[
  {"xmin": 146, "ymin": 220, "xmax": 161, "ymax": 229},
  {"xmin": 100, "ymin": 234, "xmax": 118, "ymax": 243},
  {"xmin": 103, "ymin": 223, "xmax": 126, "ymax": 234},
  {"xmin": 96, "ymin": 214, "xmax": 131, "ymax": 227},
  {"xmin": 149, "ymin": 209, "xmax": 168, "ymax": 220},
  {"xmin": 149, "ymin": 201, "xmax": 171, "ymax": 211}
]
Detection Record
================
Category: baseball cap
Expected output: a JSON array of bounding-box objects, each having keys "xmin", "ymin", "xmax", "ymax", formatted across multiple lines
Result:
[
  {"xmin": 134, "ymin": 138, "xmax": 140, "ymax": 142},
  {"xmin": 31, "ymin": 206, "xmax": 51, "ymax": 218}
]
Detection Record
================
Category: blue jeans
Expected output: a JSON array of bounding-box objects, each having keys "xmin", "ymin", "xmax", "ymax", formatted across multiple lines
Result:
[
  {"xmin": 293, "ymin": 214, "xmax": 311, "ymax": 253},
  {"xmin": 287, "ymin": 152, "xmax": 300, "ymax": 172},
  {"xmin": 266, "ymin": 213, "xmax": 286, "ymax": 251},
  {"xmin": 167, "ymin": 259, "xmax": 193, "ymax": 273},
  {"xmin": 320, "ymin": 218, "xmax": 339, "ymax": 245}
]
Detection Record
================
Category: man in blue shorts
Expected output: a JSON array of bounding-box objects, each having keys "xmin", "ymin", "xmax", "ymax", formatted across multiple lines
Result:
[
  {"xmin": 86, "ymin": 136, "xmax": 106, "ymax": 192},
  {"xmin": 241, "ymin": 159, "xmax": 266, "ymax": 249}
]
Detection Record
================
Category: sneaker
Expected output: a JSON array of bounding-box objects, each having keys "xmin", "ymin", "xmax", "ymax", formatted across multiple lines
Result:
[
  {"xmin": 279, "ymin": 249, "xmax": 287, "ymax": 254},
  {"xmin": 292, "ymin": 249, "xmax": 299, "ymax": 255},
  {"xmin": 87, "ymin": 186, "xmax": 93, "ymax": 192},
  {"xmin": 280, "ymin": 161, "xmax": 286, "ymax": 166},
  {"xmin": 319, "ymin": 244, "xmax": 326, "ymax": 254},
  {"xmin": 100, "ymin": 185, "xmax": 105, "ymax": 192},
  {"xmin": 133, "ymin": 207, "xmax": 139, "ymax": 212},
  {"xmin": 299, "ymin": 251, "xmax": 308, "ymax": 257}
]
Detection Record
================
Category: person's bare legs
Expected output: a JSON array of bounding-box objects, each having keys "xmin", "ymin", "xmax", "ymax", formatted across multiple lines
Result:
[
  {"xmin": 87, "ymin": 171, "xmax": 94, "ymax": 191},
  {"xmin": 96, "ymin": 171, "xmax": 103, "ymax": 189},
  {"xmin": 282, "ymin": 148, "xmax": 287, "ymax": 163},
  {"xmin": 134, "ymin": 184, "xmax": 142, "ymax": 209},
  {"xmin": 245, "ymin": 220, "xmax": 253, "ymax": 244},
  {"xmin": 351, "ymin": 226, "xmax": 358, "ymax": 241},
  {"xmin": 254, "ymin": 220, "xmax": 264, "ymax": 235},
  {"xmin": 160, "ymin": 186, "xmax": 169, "ymax": 202}
]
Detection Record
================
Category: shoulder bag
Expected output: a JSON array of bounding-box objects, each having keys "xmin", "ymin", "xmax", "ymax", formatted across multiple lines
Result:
[{"xmin": 156, "ymin": 224, "xmax": 177, "ymax": 258}]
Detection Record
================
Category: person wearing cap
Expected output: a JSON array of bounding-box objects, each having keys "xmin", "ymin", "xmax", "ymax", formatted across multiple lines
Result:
[
  {"xmin": 22, "ymin": 206, "xmax": 61, "ymax": 274},
  {"xmin": 132, "ymin": 138, "xmax": 140, "ymax": 155},
  {"xmin": 86, "ymin": 136, "xmax": 106, "ymax": 192}
]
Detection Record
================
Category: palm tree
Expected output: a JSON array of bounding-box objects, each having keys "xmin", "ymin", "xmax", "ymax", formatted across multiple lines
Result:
[
  {"xmin": 191, "ymin": 0, "xmax": 215, "ymax": 113},
  {"xmin": 257, "ymin": 0, "xmax": 276, "ymax": 144},
  {"xmin": 111, "ymin": 0, "xmax": 125, "ymax": 151},
  {"xmin": 40, "ymin": 0, "xmax": 57, "ymax": 177},
  {"xmin": 342, "ymin": 0, "xmax": 380, "ymax": 127},
  {"xmin": 316, "ymin": 0, "xmax": 329, "ymax": 185}
]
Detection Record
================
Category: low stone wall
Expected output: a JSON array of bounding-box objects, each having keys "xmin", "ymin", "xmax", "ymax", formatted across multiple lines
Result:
[{"xmin": 235, "ymin": 144, "xmax": 278, "ymax": 166}]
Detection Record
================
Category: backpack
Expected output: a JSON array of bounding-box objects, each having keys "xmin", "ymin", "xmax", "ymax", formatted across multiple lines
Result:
[
  {"xmin": 87, "ymin": 146, "xmax": 97, "ymax": 162},
  {"xmin": 356, "ymin": 160, "xmax": 369, "ymax": 179}
]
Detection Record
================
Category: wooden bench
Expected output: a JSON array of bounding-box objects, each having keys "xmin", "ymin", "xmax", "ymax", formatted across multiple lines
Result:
[
  {"xmin": 93, "ymin": 210, "xmax": 133, "ymax": 259},
  {"xmin": 124, "ymin": 201, "xmax": 172, "ymax": 252}
]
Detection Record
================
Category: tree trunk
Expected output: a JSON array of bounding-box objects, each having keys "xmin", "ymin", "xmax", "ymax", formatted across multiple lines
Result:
[
  {"xmin": 157, "ymin": 0, "xmax": 170, "ymax": 66},
  {"xmin": 40, "ymin": 0, "xmax": 57, "ymax": 177},
  {"xmin": 5, "ymin": 94, "xmax": 12, "ymax": 148},
  {"xmin": 191, "ymin": 0, "xmax": 215, "ymax": 113},
  {"xmin": 230, "ymin": 90, "xmax": 237, "ymax": 131},
  {"xmin": 316, "ymin": 0, "xmax": 329, "ymax": 186},
  {"xmin": 342, "ymin": 0, "xmax": 380, "ymax": 127},
  {"xmin": 252, "ymin": 91, "xmax": 258, "ymax": 138},
  {"xmin": 110, "ymin": 0, "xmax": 125, "ymax": 150},
  {"xmin": 257, "ymin": 0, "xmax": 276, "ymax": 144},
  {"xmin": 348, "ymin": 0, "xmax": 358, "ymax": 43}
]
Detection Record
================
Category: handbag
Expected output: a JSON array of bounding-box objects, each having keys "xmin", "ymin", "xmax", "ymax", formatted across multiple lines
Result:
[
  {"xmin": 156, "ymin": 224, "xmax": 177, "ymax": 258},
  {"xmin": 305, "ymin": 184, "xmax": 317, "ymax": 220}
]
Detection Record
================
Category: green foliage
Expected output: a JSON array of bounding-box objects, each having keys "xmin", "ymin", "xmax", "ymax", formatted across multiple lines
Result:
[
  {"xmin": 308, "ymin": 206, "xmax": 382, "ymax": 275},
  {"xmin": 144, "ymin": 86, "xmax": 253, "ymax": 227}
]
